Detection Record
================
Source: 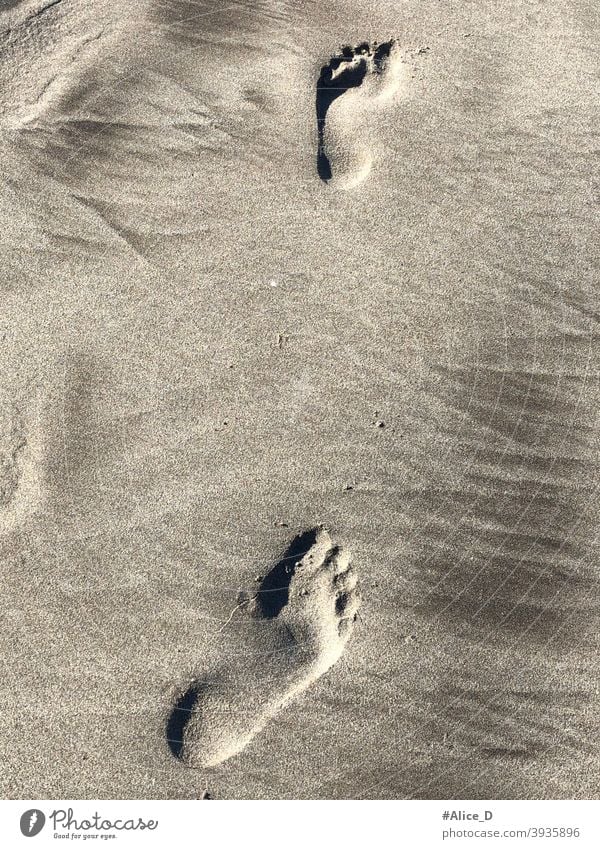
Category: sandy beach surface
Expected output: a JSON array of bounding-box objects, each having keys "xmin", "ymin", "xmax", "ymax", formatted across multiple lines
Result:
[{"xmin": 0, "ymin": 0, "xmax": 598, "ymax": 798}]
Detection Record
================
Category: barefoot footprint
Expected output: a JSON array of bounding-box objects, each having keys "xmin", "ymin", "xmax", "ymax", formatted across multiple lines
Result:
[
  {"xmin": 167, "ymin": 528, "xmax": 360, "ymax": 768},
  {"xmin": 316, "ymin": 40, "xmax": 407, "ymax": 190}
]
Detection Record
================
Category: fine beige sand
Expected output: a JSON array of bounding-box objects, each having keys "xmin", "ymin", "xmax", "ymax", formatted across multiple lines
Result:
[{"xmin": 0, "ymin": 0, "xmax": 598, "ymax": 799}]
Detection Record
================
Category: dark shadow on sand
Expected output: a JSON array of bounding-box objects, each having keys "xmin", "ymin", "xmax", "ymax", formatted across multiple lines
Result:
[
  {"xmin": 166, "ymin": 687, "xmax": 200, "ymax": 759},
  {"xmin": 253, "ymin": 527, "xmax": 321, "ymax": 618}
]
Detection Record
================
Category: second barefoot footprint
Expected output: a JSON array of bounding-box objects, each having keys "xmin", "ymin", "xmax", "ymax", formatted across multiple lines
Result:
[
  {"xmin": 316, "ymin": 40, "xmax": 408, "ymax": 190},
  {"xmin": 167, "ymin": 528, "xmax": 360, "ymax": 768}
]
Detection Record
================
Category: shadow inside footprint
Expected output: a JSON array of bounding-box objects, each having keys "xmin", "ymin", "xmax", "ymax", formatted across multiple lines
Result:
[
  {"xmin": 167, "ymin": 687, "xmax": 200, "ymax": 759},
  {"xmin": 316, "ymin": 41, "xmax": 393, "ymax": 181},
  {"xmin": 252, "ymin": 527, "xmax": 320, "ymax": 618}
]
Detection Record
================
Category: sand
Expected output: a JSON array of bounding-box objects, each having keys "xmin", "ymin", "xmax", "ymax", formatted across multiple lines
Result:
[{"xmin": 0, "ymin": 0, "xmax": 598, "ymax": 799}]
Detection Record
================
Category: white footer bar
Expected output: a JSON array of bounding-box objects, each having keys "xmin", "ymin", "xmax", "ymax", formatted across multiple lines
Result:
[{"xmin": 0, "ymin": 800, "xmax": 598, "ymax": 848}]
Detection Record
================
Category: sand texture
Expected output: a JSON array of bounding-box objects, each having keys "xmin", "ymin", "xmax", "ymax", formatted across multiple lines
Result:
[{"xmin": 0, "ymin": 0, "xmax": 599, "ymax": 799}]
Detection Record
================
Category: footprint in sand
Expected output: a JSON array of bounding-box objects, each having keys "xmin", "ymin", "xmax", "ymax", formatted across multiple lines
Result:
[
  {"xmin": 167, "ymin": 527, "xmax": 360, "ymax": 768},
  {"xmin": 316, "ymin": 40, "xmax": 407, "ymax": 190}
]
